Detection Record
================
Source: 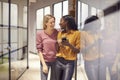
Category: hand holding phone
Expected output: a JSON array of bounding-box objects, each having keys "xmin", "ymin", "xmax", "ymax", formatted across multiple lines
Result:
[{"xmin": 62, "ymin": 37, "xmax": 67, "ymax": 42}]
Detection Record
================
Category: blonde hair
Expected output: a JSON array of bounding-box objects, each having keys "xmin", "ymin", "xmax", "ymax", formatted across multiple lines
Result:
[{"xmin": 43, "ymin": 14, "xmax": 55, "ymax": 30}]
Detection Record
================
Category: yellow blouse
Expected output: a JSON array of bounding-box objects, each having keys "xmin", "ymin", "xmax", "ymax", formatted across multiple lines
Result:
[{"xmin": 56, "ymin": 30, "xmax": 80, "ymax": 60}]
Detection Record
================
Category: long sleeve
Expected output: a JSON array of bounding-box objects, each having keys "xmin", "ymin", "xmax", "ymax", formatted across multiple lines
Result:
[{"xmin": 36, "ymin": 31, "xmax": 43, "ymax": 52}]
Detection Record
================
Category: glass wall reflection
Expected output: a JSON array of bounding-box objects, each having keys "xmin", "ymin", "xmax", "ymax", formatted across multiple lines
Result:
[{"xmin": 78, "ymin": 0, "xmax": 120, "ymax": 80}]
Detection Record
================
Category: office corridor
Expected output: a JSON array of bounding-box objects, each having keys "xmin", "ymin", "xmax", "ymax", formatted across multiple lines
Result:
[
  {"xmin": 18, "ymin": 53, "xmax": 116, "ymax": 80},
  {"xmin": 19, "ymin": 53, "xmax": 40, "ymax": 80},
  {"xmin": 0, "ymin": 0, "xmax": 120, "ymax": 80},
  {"xmin": 18, "ymin": 53, "xmax": 88, "ymax": 80}
]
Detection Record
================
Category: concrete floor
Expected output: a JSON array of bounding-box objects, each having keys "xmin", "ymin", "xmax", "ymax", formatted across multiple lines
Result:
[
  {"xmin": 19, "ymin": 53, "xmax": 119, "ymax": 80},
  {"xmin": 19, "ymin": 53, "xmax": 40, "ymax": 80},
  {"xmin": 19, "ymin": 53, "xmax": 87, "ymax": 80},
  {"xmin": 1, "ymin": 53, "xmax": 119, "ymax": 80}
]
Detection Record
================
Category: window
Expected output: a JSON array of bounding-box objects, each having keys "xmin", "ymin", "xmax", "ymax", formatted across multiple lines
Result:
[
  {"xmin": 44, "ymin": 6, "xmax": 50, "ymax": 15},
  {"xmin": 54, "ymin": 0, "xmax": 68, "ymax": 29},
  {"xmin": 78, "ymin": 1, "xmax": 81, "ymax": 29},
  {"xmin": 36, "ymin": 8, "xmax": 43, "ymax": 29},
  {"xmin": 3, "ymin": 3, "xmax": 17, "ymax": 26},
  {"xmin": 91, "ymin": 7, "xmax": 97, "ymax": 15},
  {"xmin": 36, "ymin": 6, "xmax": 50, "ymax": 29},
  {"xmin": 54, "ymin": 2, "xmax": 62, "ymax": 29},
  {"xmin": 81, "ymin": 3, "xmax": 88, "ymax": 29},
  {"xmin": 63, "ymin": 0, "xmax": 68, "ymax": 16}
]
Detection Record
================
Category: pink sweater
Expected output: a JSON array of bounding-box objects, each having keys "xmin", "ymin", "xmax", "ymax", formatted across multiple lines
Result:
[{"xmin": 36, "ymin": 29, "xmax": 58, "ymax": 62}]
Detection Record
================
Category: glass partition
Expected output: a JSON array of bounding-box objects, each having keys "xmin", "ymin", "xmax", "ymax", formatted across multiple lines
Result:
[
  {"xmin": 3, "ymin": 2, "xmax": 9, "ymax": 25},
  {"xmin": 0, "ymin": 0, "xmax": 28, "ymax": 80},
  {"xmin": 0, "ymin": 2, "xmax": 1, "ymax": 24},
  {"xmin": 77, "ymin": 0, "xmax": 120, "ymax": 80},
  {"xmin": 11, "ymin": 0, "xmax": 28, "ymax": 80},
  {"xmin": 0, "ymin": 1, "xmax": 9, "ymax": 80}
]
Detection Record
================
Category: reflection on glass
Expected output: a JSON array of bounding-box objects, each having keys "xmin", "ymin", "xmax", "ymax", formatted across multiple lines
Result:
[
  {"xmin": 54, "ymin": 2, "xmax": 62, "ymax": 29},
  {"xmin": 101, "ymin": 11, "xmax": 120, "ymax": 80},
  {"xmin": 91, "ymin": 7, "xmax": 97, "ymax": 16},
  {"xmin": 36, "ymin": 9, "xmax": 43, "ymax": 29},
  {"xmin": 81, "ymin": 3, "xmax": 88, "ymax": 29},
  {"xmin": 44, "ymin": 6, "xmax": 50, "ymax": 15},
  {"xmin": 63, "ymin": 0, "xmax": 68, "ymax": 16},
  {"xmin": 97, "ymin": 9, "xmax": 104, "ymax": 30}
]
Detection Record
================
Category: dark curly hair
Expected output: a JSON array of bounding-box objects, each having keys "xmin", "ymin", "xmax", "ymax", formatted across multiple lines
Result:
[
  {"xmin": 62, "ymin": 15, "xmax": 78, "ymax": 30},
  {"xmin": 83, "ymin": 15, "xmax": 101, "ymax": 31}
]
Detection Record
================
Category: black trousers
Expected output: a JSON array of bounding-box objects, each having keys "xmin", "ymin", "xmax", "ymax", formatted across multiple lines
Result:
[
  {"xmin": 40, "ymin": 61, "xmax": 56, "ymax": 80},
  {"xmin": 55, "ymin": 57, "xmax": 75, "ymax": 80}
]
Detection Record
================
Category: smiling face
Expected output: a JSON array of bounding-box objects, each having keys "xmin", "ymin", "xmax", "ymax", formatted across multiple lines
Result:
[
  {"xmin": 59, "ymin": 18, "xmax": 67, "ymax": 30},
  {"xmin": 46, "ymin": 17, "xmax": 55, "ymax": 30},
  {"xmin": 43, "ymin": 14, "xmax": 55, "ymax": 30}
]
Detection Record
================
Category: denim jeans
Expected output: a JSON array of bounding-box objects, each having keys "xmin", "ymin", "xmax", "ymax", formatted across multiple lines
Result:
[
  {"xmin": 40, "ymin": 61, "xmax": 56, "ymax": 80},
  {"xmin": 84, "ymin": 58, "xmax": 106, "ymax": 80},
  {"xmin": 105, "ymin": 58, "xmax": 118, "ymax": 80},
  {"xmin": 55, "ymin": 57, "xmax": 75, "ymax": 80}
]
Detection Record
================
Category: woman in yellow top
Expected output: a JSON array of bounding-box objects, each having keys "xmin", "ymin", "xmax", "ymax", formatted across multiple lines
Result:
[{"xmin": 55, "ymin": 15, "xmax": 80, "ymax": 80}]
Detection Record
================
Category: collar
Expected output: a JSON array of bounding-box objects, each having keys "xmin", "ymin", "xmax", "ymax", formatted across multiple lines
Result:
[{"xmin": 61, "ymin": 30, "xmax": 74, "ymax": 34}]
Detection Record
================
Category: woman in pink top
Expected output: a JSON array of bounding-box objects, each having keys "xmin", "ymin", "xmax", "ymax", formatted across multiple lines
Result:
[{"xmin": 36, "ymin": 14, "xmax": 58, "ymax": 80}]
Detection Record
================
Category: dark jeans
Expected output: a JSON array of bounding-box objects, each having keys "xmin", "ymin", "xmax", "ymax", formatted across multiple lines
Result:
[
  {"xmin": 40, "ymin": 61, "xmax": 56, "ymax": 80},
  {"xmin": 84, "ymin": 58, "xmax": 106, "ymax": 80},
  {"xmin": 55, "ymin": 57, "xmax": 75, "ymax": 80},
  {"xmin": 105, "ymin": 59, "xmax": 118, "ymax": 80},
  {"xmin": 108, "ymin": 66, "xmax": 118, "ymax": 80}
]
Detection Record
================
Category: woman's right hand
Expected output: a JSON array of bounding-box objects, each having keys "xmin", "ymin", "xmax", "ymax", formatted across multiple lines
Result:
[{"xmin": 42, "ymin": 64, "xmax": 48, "ymax": 74}]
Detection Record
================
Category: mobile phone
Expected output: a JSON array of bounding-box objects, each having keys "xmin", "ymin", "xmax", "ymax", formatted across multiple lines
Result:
[{"xmin": 62, "ymin": 37, "xmax": 67, "ymax": 41}]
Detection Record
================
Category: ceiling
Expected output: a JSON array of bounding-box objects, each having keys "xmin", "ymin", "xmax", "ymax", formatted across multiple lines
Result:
[
  {"xmin": 79, "ymin": 0, "xmax": 119, "ymax": 10},
  {"xmin": 29, "ymin": 0, "xmax": 119, "ymax": 10}
]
